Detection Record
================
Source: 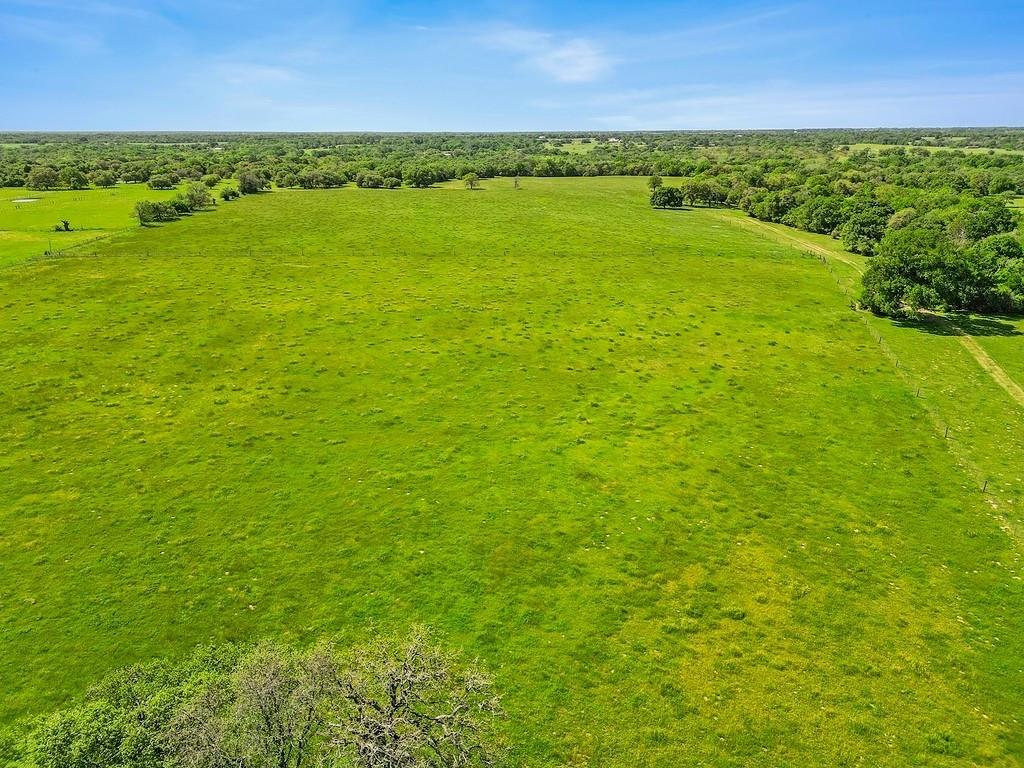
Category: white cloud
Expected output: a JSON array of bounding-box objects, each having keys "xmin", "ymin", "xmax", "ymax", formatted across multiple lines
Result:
[{"xmin": 479, "ymin": 24, "xmax": 611, "ymax": 83}]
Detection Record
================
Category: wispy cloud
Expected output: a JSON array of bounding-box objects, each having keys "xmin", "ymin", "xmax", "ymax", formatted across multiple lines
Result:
[
  {"xmin": 585, "ymin": 72, "xmax": 1024, "ymax": 129},
  {"xmin": 213, "ymin": 62, "xmax": 297, "ymax": 86},
  {"xmin": 478, "ymin": 24, "xmax": 611, "ymax": 83},
  {"xmin": 0, "ymin": 12, "xmax": 103, "ymax": 52},
  {"xmin": 5, "ymin": 0, "xmax": 167, "ymax": 24}
]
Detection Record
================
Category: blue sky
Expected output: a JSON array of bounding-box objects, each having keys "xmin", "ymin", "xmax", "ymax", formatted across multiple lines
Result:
[{"xmin": 4, "ymin": 0, "xmax": 1023, "ymax": 130}]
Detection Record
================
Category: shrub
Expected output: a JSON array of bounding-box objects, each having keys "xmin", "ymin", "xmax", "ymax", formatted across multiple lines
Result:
[
  {"xmin": 134, "ymin": 200, "xmax": 179, "ymax": 225},
  {"xmin": 183, "ymin": 181, "xmax": 214, "ymax": 210}
]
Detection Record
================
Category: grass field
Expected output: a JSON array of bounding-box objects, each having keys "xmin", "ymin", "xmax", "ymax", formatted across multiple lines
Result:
[
  {"xmin": 0, "ymin": 184, "xmax": 181, "ymax": 267},
  {"xmin": 543, "ymin": 138, "xmax": 600, "ymax": 154},
  {"xmin": 1, "ymin": 177, "xmax": 1022, "ymax": 766},
  {"xmin": 845, "ymin": 142, "xmax": 1024, "ymax": 156}
]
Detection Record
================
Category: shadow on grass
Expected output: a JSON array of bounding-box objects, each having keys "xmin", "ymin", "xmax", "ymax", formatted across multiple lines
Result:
[{"xmin": 892, "ymin": 313, "xmax": 1022, "ymax": 337}]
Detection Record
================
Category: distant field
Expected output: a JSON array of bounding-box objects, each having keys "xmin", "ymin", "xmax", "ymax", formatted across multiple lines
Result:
[
  {"xmin": 0, "ymin": 184, "xmax": 181, "ymax": 267},
  {"xmin": 543, "ymin": 138, "xmax": 600, "ymax": 154},
  {"xmin": 1, "ymin": 178, "xmax": 1022, "ymax": 766},
  {"xmin": 845, "ymin": 142, "xmax": 1024, "ymax": 156}
]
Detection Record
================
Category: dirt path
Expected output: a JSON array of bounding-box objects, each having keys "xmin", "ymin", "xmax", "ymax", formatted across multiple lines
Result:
[
  {"xmin": 714, "ymin": 211, "xmax": 865, "ymax": 274},
  {"xmin": 717, "ymin": 212, "xmax": 1024, "ymax": 409},
  {"xmin": 920, "ymin": 311, "xmax": 1024, "ymax": 409}
]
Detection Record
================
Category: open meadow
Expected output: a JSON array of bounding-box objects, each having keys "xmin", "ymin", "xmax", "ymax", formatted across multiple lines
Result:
[
  {"xmin": 0, "ymin": 185, "xmax": 182, "ymax": 268},
  {"xmin": 1, "ymin": 177, "xmax": 1022, "ymax": 766}
]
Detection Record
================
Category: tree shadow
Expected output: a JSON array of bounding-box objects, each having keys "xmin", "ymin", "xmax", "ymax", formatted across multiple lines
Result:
[{"xmin": 892, "ymin": 313, "xmax": 1022, "ymax": 337}]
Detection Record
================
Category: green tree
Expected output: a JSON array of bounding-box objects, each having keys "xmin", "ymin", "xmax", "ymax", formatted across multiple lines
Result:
[
  {"xmin": 356, "ymin": 171, "xmax": 385, "ymax": 188},
  {"xmin": 840, "ymin": 196, "xmax": 892, "ymax": 254},
  {"xmin": 134, "ymin": 200, "xmax": 179, "ymax": 225},
  {"xmin": 26, "ymin": 166, "xmax": 59, "ymax": 190},
  {"xmin": 59, "ymin": 167, "xmax": 89, "ymax": 189},
  {"xmin": 147, "ymin": 175, "xmax": 175, "ymax": 190},
  {"xmin": 650, "ymin": 186, "xmax": 683, "ymax": 209},
  {"xmin": 182, "ymin": 181, "xmax": 214, "ymax": 210},
  {"xmin": 237, "ymin": 171, "xmax": 268, "ymax": 195},
  {"xmin": 405, "ymin": 167, "xmax": 438, "ymax": 188},
  {"xmin": 89, "ymin": 170, "xmax": 117, "ymax": 188},
  {"xmin": 463, "ymin": 172, "xmax": 480, "ymax": 190},
  {"xmin": 946, "ymin": 197, "xmax": 1016, "ymax": 244}
]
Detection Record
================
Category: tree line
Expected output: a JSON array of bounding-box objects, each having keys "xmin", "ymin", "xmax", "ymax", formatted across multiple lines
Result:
[{"xmin": 5, "ymin": 130, "xmax": 1024, "ymax": 195}]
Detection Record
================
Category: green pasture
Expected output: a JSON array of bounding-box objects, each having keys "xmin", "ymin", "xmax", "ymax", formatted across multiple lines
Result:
[
  {"xmin": 845, "ymin": 142, "xmax": 1024, "ymax": 156},
  {"xmin": 1, "ymin": 177, "xmax": 1022, "ymax": 766},
  {"xmin": 0, "ymin": 184, "xmax": 181, "ymax": 267},
  {"xmin": 543, "ymin": 138, "xmax": 600, "ymax": 154}
]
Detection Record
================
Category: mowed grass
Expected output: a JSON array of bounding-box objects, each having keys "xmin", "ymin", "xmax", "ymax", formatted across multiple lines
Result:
[
  {"xmin": 0, "ymin": 184, "xmax": 181, "ymax": 267},
  {"xmin": 729, "ymin": 211, "xmax": 1024, "ymax": 529},
  {"xmin": 1, "ymin": 177, "xmax": 1022, "ymax": 766}
]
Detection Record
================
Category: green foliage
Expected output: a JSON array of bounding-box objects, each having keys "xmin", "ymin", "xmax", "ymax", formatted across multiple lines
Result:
[
  {"xmin": 134, "ymin": 199, "xmax": 179, "ymax": 225},
  {"xmin": 783, "ymin": 195, "xmax": 845, "ymax": 234},
  {"xmin": 236, "ymin": 170, "xmax": 270, "ymax": 195},
  {"xmin": 946, "ymin": 197, "xmax": 1016, "ymax": 244},
  {"xmin": 181, "ymin": 181, "xmax": 214, "ymax": 210},
  {"xmin": 26, "ymin": 632, "xmax": 499, "ymax": 768},
  {"xmin": 404, "ymin": 166, "xmax": 442, "ymax": 188},
  {"xmin": 649, "ymin": 185, "xmax": 683, "ymax": 208},
  {"xmin": 219, "ymin": 186, "xmax": 240, "ymax": 201},
  {"xmin": 679, "ymin": 177, "xmax": 727, "ymax": 207},
  {"xmin": 58, "ymin": 167, "xmax": 89, "ymax": 190},
  {"xmin": 839, "ymin": 195, "xmax": 892, "ymax": 254},
  {"xmin": 88, "ymin": 170, "xmax": 117, "ymax": 188},
  {"xmin": 355, "ymin": 170, "xmax": 385, "ymax": 189},
  {"xmin": 861, "ymin": 223, "xmax": 1024, "ymax": 315},
  {"xmin": 147, "ymin": 175, "xmax": 175, "ymax": 190},
  {"xmin": 296, "ymin": 169, "xmax": 346, "ymax": 189},
  {"xmin": 26, "ymin": 166, "xmax": 58, "ymax": 190}
]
